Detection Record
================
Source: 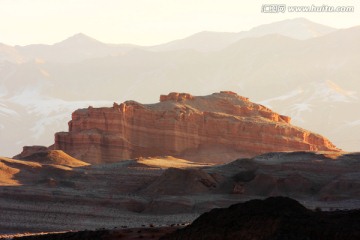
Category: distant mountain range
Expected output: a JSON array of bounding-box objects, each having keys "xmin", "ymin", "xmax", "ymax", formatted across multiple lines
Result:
[
  {"xmin": 149, "ymin": 18, "xmax": 336, "ymax": 52},
  {"xmin": 1, "ymin": 18, "xmax": 359, "ymax": 157}
]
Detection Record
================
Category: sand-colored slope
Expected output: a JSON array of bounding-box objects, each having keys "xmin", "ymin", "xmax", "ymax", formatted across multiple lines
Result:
[
  {"xmin": 20, "ymin": 150, "xmax": 90, "ymax": 167},
  {"xmin": 0, "ymin": 151, "xmax": 88, "ymax": 186},
  {"xmin": 135, "ymin": 156, "xmax": 213, "ymax": 169},
  {"xmin": 0, "ymin": 158, "xmax": 20, "ymax": 186},
  {"xmin": 0, "ymin": 157, "xmax": 41, "ymax": 186}
]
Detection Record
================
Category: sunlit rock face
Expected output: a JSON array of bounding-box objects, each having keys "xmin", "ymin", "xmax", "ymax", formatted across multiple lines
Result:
[{"xmin": 54, "ymin": 91, "xmax": 339, "ymax": 164}]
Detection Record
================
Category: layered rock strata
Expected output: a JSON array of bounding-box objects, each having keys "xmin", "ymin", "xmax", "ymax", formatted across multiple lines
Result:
[{"xmin": 54, "ymin": 91, "xmax": 339, "ymax": 163}]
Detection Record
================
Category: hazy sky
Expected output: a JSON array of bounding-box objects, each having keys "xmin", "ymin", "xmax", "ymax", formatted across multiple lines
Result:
[{"xmin": 1, "ymin": 0, "xmax": 359, "ymax": 46}]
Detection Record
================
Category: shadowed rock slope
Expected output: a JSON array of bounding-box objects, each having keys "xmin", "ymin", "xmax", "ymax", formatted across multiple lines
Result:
[
  {"xmin": 54, "ymin": 91, "xmax": 339, "ymax": 164},
  {"xmin": 161, "ymin": 196, "xmax": 360, "ymax": 240}
]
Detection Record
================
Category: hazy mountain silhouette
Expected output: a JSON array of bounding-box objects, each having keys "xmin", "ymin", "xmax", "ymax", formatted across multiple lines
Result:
[
  {"xmin": 149, "ymin": 18, "xmax": 336, "ymax": 52},
  {"xmin": 0, "ymin": 43, "xmax": 25, "ymax": 63},
  {"xmin": 0, "ymin": 19, "xmax": 358, "ymax": 157},
  {"xmin": 14, "ymin": 33, "xmax": 140, "ymax": 63}
]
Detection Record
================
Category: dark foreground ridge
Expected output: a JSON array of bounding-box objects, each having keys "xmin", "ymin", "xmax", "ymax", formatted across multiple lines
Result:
[
  {"xmin": 161, "ymin": 196, "xmax": 360, "ymax": 240},
  {"xmin": 12, "ymin": 197, "xmax": 360, "ymax": 240}
]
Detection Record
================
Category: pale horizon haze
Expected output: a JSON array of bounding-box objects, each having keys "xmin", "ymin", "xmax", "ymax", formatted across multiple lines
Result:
[{"xmin": 1, "ymin": 0, "xmax": 360, "ymax": 46}]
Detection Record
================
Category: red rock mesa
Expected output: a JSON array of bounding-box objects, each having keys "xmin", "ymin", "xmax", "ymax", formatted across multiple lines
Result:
[{"xmin": 54, "ymin": 92, "xmax": 338, "ymax": 163}]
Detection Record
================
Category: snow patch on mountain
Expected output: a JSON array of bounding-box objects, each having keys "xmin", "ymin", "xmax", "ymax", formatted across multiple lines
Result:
[
  {"xmin": 288, "ymin": 103, "xmax": 313, "ymax": 123},
  {"xmin": 7, "ymin": 85, "xmax": 110, "ymax": 113},
  {"xmin": 259, "ymin": 89, "xmax": 303, "ymax": 107},
  {"xmin": 312, "ymin": 80, "xmax": 357, "ymax": 103},
  {"xmin": 25, "ymin": 97, "xmax": 112, "ymax": 139},
  {"xmin": 0, "ymin": 86, "xmax": 7, "ymax": 97},
  {"xmin": 347, "ymin": 120, "xmax": 360, "ymax": 127},
  {"xmin": 29, "ymin": 112, "xmax": 70, "ymax": 139},
  {"xmin": 0, "ymin": 102, "xmax": 18, "ymax": 117},
  {"xmin": 1, "ymin": 87, "xmax": 112, "ymax": 152}
]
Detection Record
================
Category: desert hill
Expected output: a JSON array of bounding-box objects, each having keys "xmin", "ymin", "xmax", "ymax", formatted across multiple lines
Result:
[
  {"xmin": 15, "ymin": 149, "xmax": 90, "ymax": 168},
  {"xmin": 0, "ymin": 157, "xmax": 38, "ymax": 186},
  {"xmin": 0, "ymin": 150, "xmax": 89, "ymax": 187}
]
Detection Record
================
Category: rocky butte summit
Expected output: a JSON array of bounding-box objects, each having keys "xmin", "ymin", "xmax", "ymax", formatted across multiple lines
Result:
[{"xmin": 53, "ymin": 91, "xmax": 339, "ymax": 164}]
